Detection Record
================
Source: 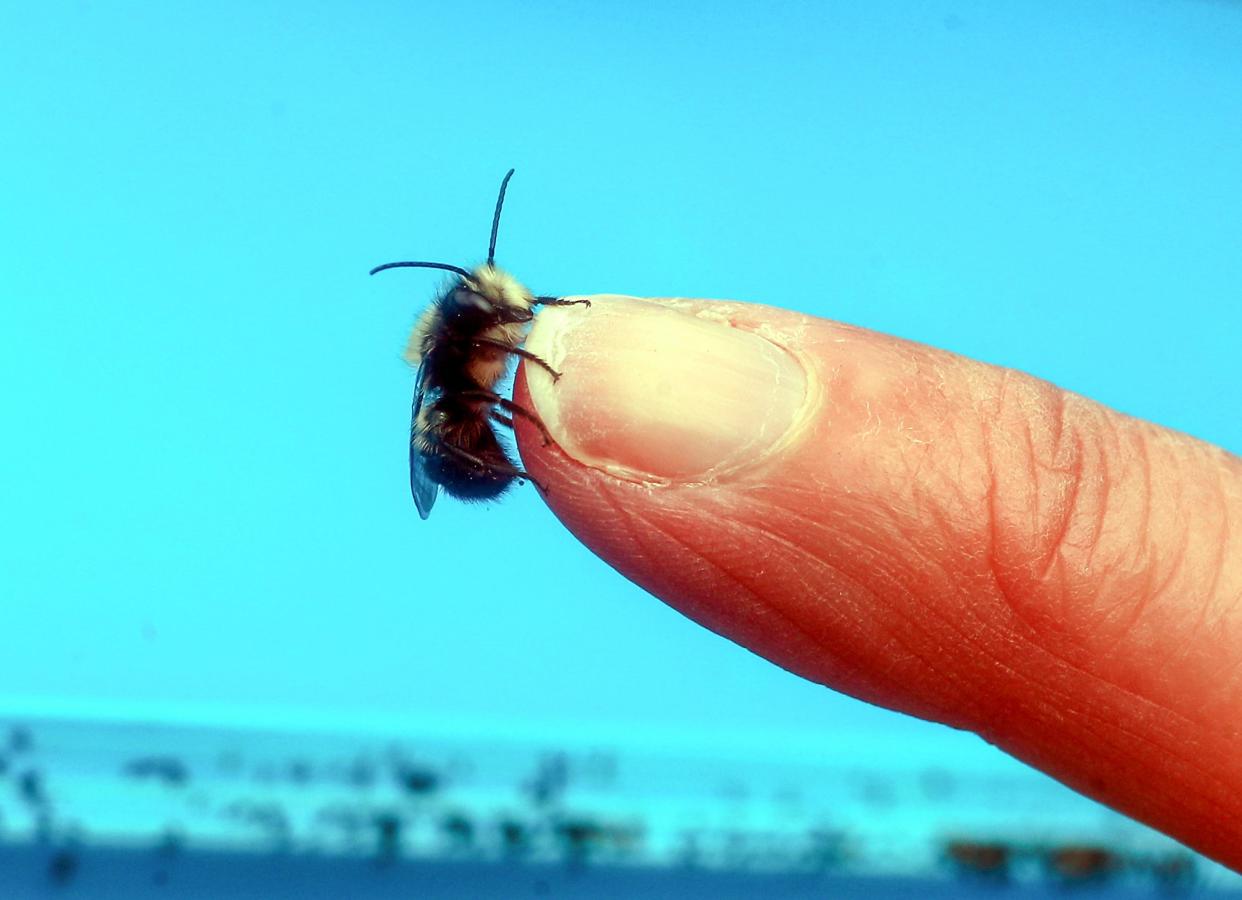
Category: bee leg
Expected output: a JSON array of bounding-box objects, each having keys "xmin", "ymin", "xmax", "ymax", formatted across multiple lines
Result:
[
  {"xmin": 491, "ymin": 411, "xmax": 551, "ymax": 449},
  {"xmin": 436, "ymin": 441, "xmax": 548, "ymax": 494},
  {"xmin": 470, "ymin": 338, "xmax": 562, "ymax": 381},
  {"xmin": 494, "ymin": 398, "xmax": 553, "ymax": 447},
  {"xmin": 496, "ymin": 306, "xmax": 535, "ymax": 324},
  {"xmin": 460, "ymin": 389, "xmax": 553, "ymax": 447},
  {"xmin": 535, "ymin": 296, "xmax": 592, "ymax": 308}
]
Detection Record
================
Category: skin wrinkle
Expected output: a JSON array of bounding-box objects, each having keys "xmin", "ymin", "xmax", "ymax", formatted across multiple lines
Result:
[
  {"xmin": 1136, "ymin": 420, "xmax": 1155, "ymax": 581},
  {"xmin": 732, "ymin": 524, "xmax": 867, "ymax": 670},
  {"xmin": 889, "ymin": 367, "xmax": 1240, "ymax": 823},
  {"xmin": 590, "ymin": 475, "xmax": 653, "ymax": 573},
  {"xmin": 1203, "ymin": 461, "xmax": 1230, "ymax": 628},
  {"xmin": 1035, "ymin": 418, "xmax": 1082, "ymax": 589},
  {"xmin": 752, "ymin": 485, "xmax": 1106, "ymax": 734},
  {"xmin": 907, "ymin": 476, "xmax": 957, "ymax": 573},
  {"xmin": 1143, "ymin": 441, "xmax": 1238, "ymax": 706},
  {"xmin": 971, "ymin": 388, "xmax": 1242, "ymax": 843},
  {"xmin": 1108, "ymin": 432, "xmax": 1161, "ymax": 644},
  {"xmin": 1030, "ymin": 703, "xmax": 1223, "ymax": 834},
  {"xmin": 1125, "ymin": 488, "xmax": 1185, "ymax": 646},
  {"xmin": 1089, "ymin": 442, "xmax": 1148, "ymax": 643},
  {"xmin": 1083, "ymin": 412, "xmax": 1113, "ymax": 577},
  {"xmin": 978, "ymin": 362, "xmax": 1202, "ymax": 715},
  {"xmin": 896, "ymin": 362, "xmax": 977, "ymax": 536},
  {"xmin": 1185, "ymin": 501, "xmax": 1219, "ymax": 649},
  {"xmin": 768, "ymin": 475, "xmax": 1233, "ymax": 830},
  {"xmin": 980, "ymin": 376, "xmax": 1013, "ymax": 554},
  {"xmin": 745, "ymin": 495, "xmax": 980, "ymax": 717},
  {"xmin": 930, "ymin": 429, "xmax": 991, "ymax": 558},
  {"xmin": 984, "ymin": 669, "xmax": 1232, "ymax": 833},
  {"xmin": 1018, "ymin": 401, "xmax": 1041, "ymax": 548},
  {"xmin": 1040, "ymin": 668, "xmax": 1220, "ymax": 806},
  {"xmin": 1040, "ymin": 387, "xmax": 1078, "ymax": 581},
  {"xmin": 951, "ymin": 423, "xmax": 985, "ymax": 523},
  {"xmin": 983, "ymin": 380, "xmax": 1021, "ymax": 622},
  {"xmin": 1016, "ymin": 423, "xmax": 1083, "ymax": 631},
  {"xmin": 988, "ymin": 392, "xmax": 1173, "ymax": 695},
  {"xmin": 628, "ymin": 501, "xmax": 835, "ymax": 676}
]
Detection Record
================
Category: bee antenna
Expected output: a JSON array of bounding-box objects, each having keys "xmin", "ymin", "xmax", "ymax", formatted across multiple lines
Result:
[
  {"xmin": 369, "ymin": 261, "xmax": 474, "ymax": 279},
  {"xmin": 487, "ymin": 168, "xmax": 515, "ymax": 268}
]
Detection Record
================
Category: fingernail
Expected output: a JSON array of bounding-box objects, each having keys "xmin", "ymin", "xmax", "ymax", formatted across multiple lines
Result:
[{"xmin": 524, "ymin": 297, "xmax": 808, "ymax": 481}]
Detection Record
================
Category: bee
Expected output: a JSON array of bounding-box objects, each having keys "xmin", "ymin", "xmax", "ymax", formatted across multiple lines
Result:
[{"xmin": 370, "ymin": 169, "xmax": 587, "ymax": 519}]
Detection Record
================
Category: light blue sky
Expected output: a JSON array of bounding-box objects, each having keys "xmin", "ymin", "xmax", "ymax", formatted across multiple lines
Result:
[{"xmin": 2, "ymin": 0, "xmax": 1239, "ymax": 748}]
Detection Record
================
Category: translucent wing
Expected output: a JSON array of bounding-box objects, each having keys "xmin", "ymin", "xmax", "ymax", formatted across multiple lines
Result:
[{"xmin": 408, "ymin": 359, "xmax": 440, "ymax": 519}]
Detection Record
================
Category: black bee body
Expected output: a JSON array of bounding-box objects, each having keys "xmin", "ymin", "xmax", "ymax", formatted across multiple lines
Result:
[{"xmin": 371, "ymin": 170, "xmax": 586, "ymax": 518}]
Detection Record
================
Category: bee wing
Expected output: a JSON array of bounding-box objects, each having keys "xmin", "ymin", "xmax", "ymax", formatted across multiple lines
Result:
[
  {"xmin": 409, "ymin": 360, "xmax": 440, "ymax": 519},
  {"xmin": 410, "ymin": 441, "xmax": 440, "ymax": 520}
]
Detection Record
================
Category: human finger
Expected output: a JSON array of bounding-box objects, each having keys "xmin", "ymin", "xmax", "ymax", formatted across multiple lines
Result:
[{"xmin": 513, "ymin": 295, "xmax": 1242, "ymax": 869}]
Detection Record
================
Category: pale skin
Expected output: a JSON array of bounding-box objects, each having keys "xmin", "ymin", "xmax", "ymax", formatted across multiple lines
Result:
[{"xmin": 512, "ymin": 295, "xmax": 1242, "ymax": 871}]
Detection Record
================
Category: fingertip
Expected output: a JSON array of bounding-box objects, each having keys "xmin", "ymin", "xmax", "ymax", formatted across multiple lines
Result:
[{"xmin": 514, "ymin": 294, "xmax": 1242, "ymax": 870}]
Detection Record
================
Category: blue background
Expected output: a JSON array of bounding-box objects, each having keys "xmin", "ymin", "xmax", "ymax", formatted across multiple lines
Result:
[{"xmin": 2, "ymin": 0, "xmax": 1240, "ymax": 755}]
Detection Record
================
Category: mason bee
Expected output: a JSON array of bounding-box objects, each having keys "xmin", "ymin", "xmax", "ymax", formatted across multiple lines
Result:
[{"xmin": 370, "ymin": 170, "xmax": 586, "ymax": 518}]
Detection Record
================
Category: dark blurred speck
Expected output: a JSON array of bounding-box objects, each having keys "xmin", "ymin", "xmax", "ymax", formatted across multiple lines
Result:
[
  {"xmin": 498, "ymin": 818, "xmax": 529, "ymax": 857},
  {"xmin": 1046, "ymin": 845, "xmax": 1121, "ymax": 883},
  {"xmin": 554, "ymin": 815, "xmax": 641, "ymax": 863},
  {"xmin": 9, "ymin": 726, "xmax": 33, "ymax": 754},
  {"xmin": 395, "ymin": 762, "xmax": 440, "ymax": 797},
  {"xmin": 222, "ymin": 801, "xmax": 290, "ymax": 849},
  {"xmin": 676, "ymin": 830, "xmax": 702, "ymax": 868},
  {"xmin": 945, "ymin": 840, "xmax": 1010, "ymax": 879},
  {"xmin": 287, "ymin": 759, "xmax": 312, "ymax": 785},
  {"xmin": 347, "ymin": 757, "xmax": 376, "ymax": 789},
  {"xmin": 47, "ymin": 847, "xmax": 78, "ymax": 885},
  {"xmin": 151, "ymin": 827, "xmax": 183, "ymax": 887},
  {"xmin": 18, "ymin": 769, "xmax": 46, "ymax": 807},
  {"xmin": 157, "ymin": 827, "xmax": 185, "ymax": 858},
  {"xmin": 373, "ymin": 811, "xmax": 402, "ymax": 864},
  {"xmin": 556, "ymin": 817, "xmax": 604, "ymax": 862},
  {"xmin": 803, "ymin": 829, "xmax": 848, "ymax": 871},
  {"xmin": 124, "ymin": 756, "xmax": 190, "ymax": 787},
  {"xmin": 1150, "ymin": 852, "xmax": 1196, "ymax": 888},
  {"xmin": 441, "ymin": 812, "xmax": 474, "ymax": 849},
  {"xmin": 525, "ymin": 754, "xmax": 569, "ymax": 807}
]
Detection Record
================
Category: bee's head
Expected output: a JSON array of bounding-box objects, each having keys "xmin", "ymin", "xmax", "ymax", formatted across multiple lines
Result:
[{"xmin": 463, "ymin": 265, "xmax": 534, "ymax": 312}]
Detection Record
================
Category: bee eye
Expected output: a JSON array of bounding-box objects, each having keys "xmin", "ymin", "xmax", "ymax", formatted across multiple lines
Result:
[{"xmin": 453, "ymin": 288, "xmax": 491, "ymax": 311}]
